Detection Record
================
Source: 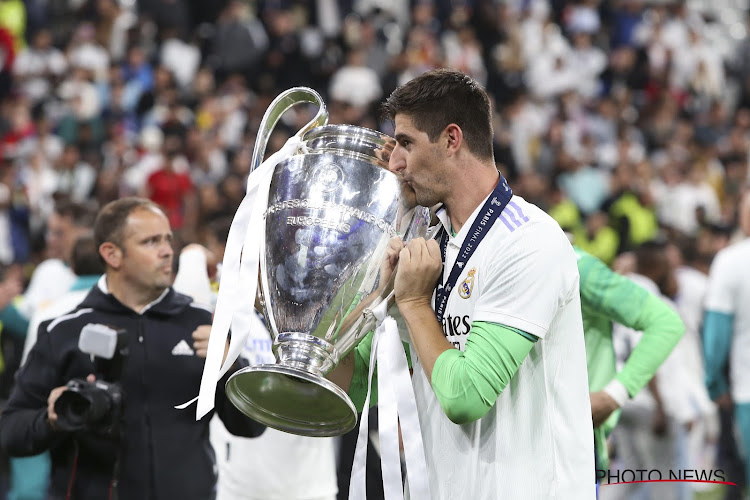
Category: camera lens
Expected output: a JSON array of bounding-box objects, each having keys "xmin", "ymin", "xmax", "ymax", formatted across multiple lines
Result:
[
  {"xmin": 55, "ymin": 391, "xmax": 92, "ymax": 431},
  {"xmin": 54, "ymin": 380, "xmax": 116, "ymax": 432}
]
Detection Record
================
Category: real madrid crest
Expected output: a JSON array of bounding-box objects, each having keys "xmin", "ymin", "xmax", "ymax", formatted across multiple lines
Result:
[{"xmin": 458, "ymin": 268, "xmax": 476, "ymax": 299}]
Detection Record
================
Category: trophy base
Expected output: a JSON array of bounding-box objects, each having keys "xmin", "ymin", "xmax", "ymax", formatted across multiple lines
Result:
[{"xmin": 225, "ymin": 364, "xmax": 357, "ymax": 437}]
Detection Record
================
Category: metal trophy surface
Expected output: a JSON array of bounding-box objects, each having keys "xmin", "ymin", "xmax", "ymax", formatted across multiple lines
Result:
[{"xmin": 225, "ymin": 88, "xmax": 430, "ymax": 437}]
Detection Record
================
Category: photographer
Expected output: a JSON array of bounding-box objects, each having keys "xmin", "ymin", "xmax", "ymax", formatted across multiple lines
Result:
[{"xmin": 0, "ymin": 197, "xmax": 265, "ymax": 500}]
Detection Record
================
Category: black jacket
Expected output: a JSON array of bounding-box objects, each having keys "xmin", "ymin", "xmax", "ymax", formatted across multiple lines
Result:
[{"xmin": 0, "ymin": 282, "xmax": 265, "ymax": 500}]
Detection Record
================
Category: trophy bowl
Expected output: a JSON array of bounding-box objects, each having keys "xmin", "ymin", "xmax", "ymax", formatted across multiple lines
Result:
[{"xmin": 226, "ymin": 120, "xmax": 429, "ymax": 437}]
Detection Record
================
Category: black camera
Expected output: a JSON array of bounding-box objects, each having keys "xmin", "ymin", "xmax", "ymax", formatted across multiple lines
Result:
[
  {"xmin": 54, "ymin": 324, "xmax": 128, "ymax": 434},
  {"xmin": 54, "ymin": 378, "xmax": 123, "ymax": 434}
]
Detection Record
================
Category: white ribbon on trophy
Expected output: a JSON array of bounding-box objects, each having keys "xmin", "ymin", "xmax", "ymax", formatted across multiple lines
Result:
[{"xmin": 349, "ymin": 300, "xmax": 430, "ymax": 500}]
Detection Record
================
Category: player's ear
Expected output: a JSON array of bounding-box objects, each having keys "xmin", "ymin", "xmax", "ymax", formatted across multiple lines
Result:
[{"xmin": 443, "ymin": 124, "xmax": 463, "ymax": 157}]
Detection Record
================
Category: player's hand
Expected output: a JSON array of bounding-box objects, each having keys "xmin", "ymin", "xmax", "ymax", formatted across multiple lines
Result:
[
  {"xmin": 590, "ymin": 391, "xmax": 620, "ymax": 427},
  {"xmin": 192, "ymin": 325, "xmax": 229, "ymax": 363},
  {"xmin": 394, "ymin": 238, "xmax": 442, "ymax": 310},
  {"xmin": 377, "ymin": 237, "xmax": 405, "ymax": 292}
]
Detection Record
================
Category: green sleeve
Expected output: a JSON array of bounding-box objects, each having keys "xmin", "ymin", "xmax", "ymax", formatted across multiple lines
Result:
[
  {"xmin": 614, "ymin": 293, "xmax": 684, "ymax": 395},
  {"xmin": 576, "ymin": 247, "xmax": 684, "ymax": 397},
  {"xmin": 348, "ymin": 330, "xmax": 412, "ymax": 413},
  {"xmin": 348, "ymin": 330, "xmax": 378, "ymax": 412},
  {"xmin": 430, "ymin": 322, "xmax": 535, "ymax": 424}
]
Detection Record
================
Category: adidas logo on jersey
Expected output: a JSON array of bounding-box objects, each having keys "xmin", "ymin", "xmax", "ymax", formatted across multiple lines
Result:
[{"xmin": 171, "ymin": 339, "xmax": 195, "ymax": 356}]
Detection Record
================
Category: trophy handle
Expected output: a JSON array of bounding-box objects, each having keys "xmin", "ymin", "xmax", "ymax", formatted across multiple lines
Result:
[{"xmin": 250, "ymin": 87, "xmax": 329, "ymax": 174}]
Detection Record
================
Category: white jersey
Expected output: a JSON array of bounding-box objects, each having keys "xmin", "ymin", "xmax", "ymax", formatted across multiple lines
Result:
[
  {"xmin": 17, "ymin": 259, "xmax": 76, "ymax": 318},
  {"xmin": 210, "ymin": 325, "xmax": 338, "ymax": 500},
  {"xmin": 210, "ymin": 419, "xmax": 338, "ymax": 500},
  {"xmin": 704, "ymin": 238, "xmax": 750, "ymax": 402},
  {"xmin": 409, "ymin": 195, "xmax": 595, "ymax": 499}
]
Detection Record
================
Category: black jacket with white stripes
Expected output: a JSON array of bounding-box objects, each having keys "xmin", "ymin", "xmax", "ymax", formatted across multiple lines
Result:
[{"xmin": 0, "ymin": 281, "xmax": 265, "ymax": 500}]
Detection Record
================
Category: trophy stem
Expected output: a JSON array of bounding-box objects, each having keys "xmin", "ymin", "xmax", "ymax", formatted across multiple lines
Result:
[{"xmin": 274, "ymin": 332, "xmax": 340, "ymax": 376}]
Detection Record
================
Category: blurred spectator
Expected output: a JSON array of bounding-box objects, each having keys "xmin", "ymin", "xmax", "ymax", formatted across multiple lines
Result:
[
  {"xmin": 0, "ymin": 151, "xmax": 30, "ymax": 264},
  {"xmin": 12, "ymin": 28, "xmax": 67, "ymax": 104},
  {"xmin": 667, "ymin": 237, "xmax": 721, "ymax": 495},
  {"xmin": 0, "ymin": 24, "xmax": 12, "ymax": 99},
  {"xmin": 158, "ymin": 28, "xmax": 201, "ymax": 90},
  {"xmin": 120, "ymin": 124, "xmax": 162, "ymax": 194},
  {"xmin": 66, "ymin": 22, "xmax": 109, "ymax": 81},
  {"xmin": 121, "ymin": 44, "xmax": 154, "ymax": 107},
  {"xmin": 0, "ymin": 0, "xmax": 25, "ymax": 51},
  {"xmin": 94, "ymin": 0, "xmax": 137, "ymax": 62},
  {"xmin": 442, "ymin": 24, "xmax": 487, "ymax": 86},
  {"xmin": 653, "ymin": 158, "xmax": 722, "ymax": 236},
  {"xmin": 140, "ymin": 0, "xmax": 192, "ymax": 41},
  {"xmin": 0, "ymin": 264, "xmax": 21, "ymax": 312},
  {"xmin": 142, "ymin": 135, "xmax": 196, "ymax": 237},
  {"xmin": 603, "ymin": 162, "xmax": 659, "ymax": 252},
  {"xmin": 209, "ymin": 0, "xmax": 268, "ymax": 83},
  {"xmin": 329, "ymin": 46, "xmax": 382, "ymax": 109},
  {"xmin": 704, "ymin": 189, "xmax": 750, "ymax": 493},
  {"xmin": 0, "ymin": 262, "xmax": 22, "ymax": 378},
  {"xmin": 607, "ymin": 241, "xmax": 694, "ymax": 500},
  {"xmin": 17, "ymin": 200, "xmax": 97, "ymax": 317},
  {"xmin": 51, "ymin": 143, "xmax": 97, "ymax": 203}
]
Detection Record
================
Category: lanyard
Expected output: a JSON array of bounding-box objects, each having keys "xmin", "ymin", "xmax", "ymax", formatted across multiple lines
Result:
[{"xmin": 434, "ymin": 174, "xmax": 513, "ymax": 323}]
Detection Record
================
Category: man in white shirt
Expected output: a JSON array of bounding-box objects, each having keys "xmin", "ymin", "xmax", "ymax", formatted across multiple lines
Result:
[{"xmin": 332, "ymin": 69, "xmax": 595, "ymax": 499}]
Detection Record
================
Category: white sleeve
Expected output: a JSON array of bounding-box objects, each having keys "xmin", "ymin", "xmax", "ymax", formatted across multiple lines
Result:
[
  {"xmin": 19, "ymin": 260, "xmax": 76, "ymax": 318},
  {"xmin": 472, "ymin": 224, "xmax": 577, "ymax": 339},
  {"xmin": 172, "ymin": 247, "xmax": 214, "ymax": 307},
  {"xmin": 704, "ymin": 249, "xmax": 736, "ymax": 314}
]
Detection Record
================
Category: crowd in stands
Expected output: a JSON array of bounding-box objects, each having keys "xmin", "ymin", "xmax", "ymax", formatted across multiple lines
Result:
[{"xmin": 1, "ymin": 0, "xmax": 750, "ymax": 498}]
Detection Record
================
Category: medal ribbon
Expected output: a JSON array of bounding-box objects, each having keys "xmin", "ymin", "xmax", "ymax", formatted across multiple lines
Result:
[{"xmin": 434, "ymin": 174, "xmax": 512, "ymax": 323}]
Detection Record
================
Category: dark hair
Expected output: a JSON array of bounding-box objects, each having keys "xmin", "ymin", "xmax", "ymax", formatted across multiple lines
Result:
[
  {"xmin": 54, "ymin": 199, "xmax": 98, "ymax": 228},
  {"xmin": 380, "ymin": 68, "xmax": 494, "ymax": 161},
  {"xmin": 205, "ymin": 216, "xmax": 232, "ymax": 244},
  {"xmin": 94, "ymin": 197, "xmax": 163, "ymax": 249},
  {"xmin": 634, "ymin": 239, "xmax": 674, "ymax": 296},
  {"xmin": 71, "ymin": 232, "xmax": 105, "ymax": 276}
]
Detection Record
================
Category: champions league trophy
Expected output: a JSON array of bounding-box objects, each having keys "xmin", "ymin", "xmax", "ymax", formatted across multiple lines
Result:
[{"xmin": 224, "ymin": 87, "xmax": 430, "ymax": 437}]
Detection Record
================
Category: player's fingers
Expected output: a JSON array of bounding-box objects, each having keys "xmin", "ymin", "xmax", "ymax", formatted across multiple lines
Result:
[
  {"xmin": 425, "ymin": 238, "xmax": 441, "ymax": 262},
  {"xmin": 192, "ymin": 325, "xmax": 211, "ymax": 341},
  {"xmin": 407, "ymin": 238, "xmax": 425, "ymax": 260},
  {"xmin": 399, "ymin": 246, "xmax": 411, "ymax": 266}
]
